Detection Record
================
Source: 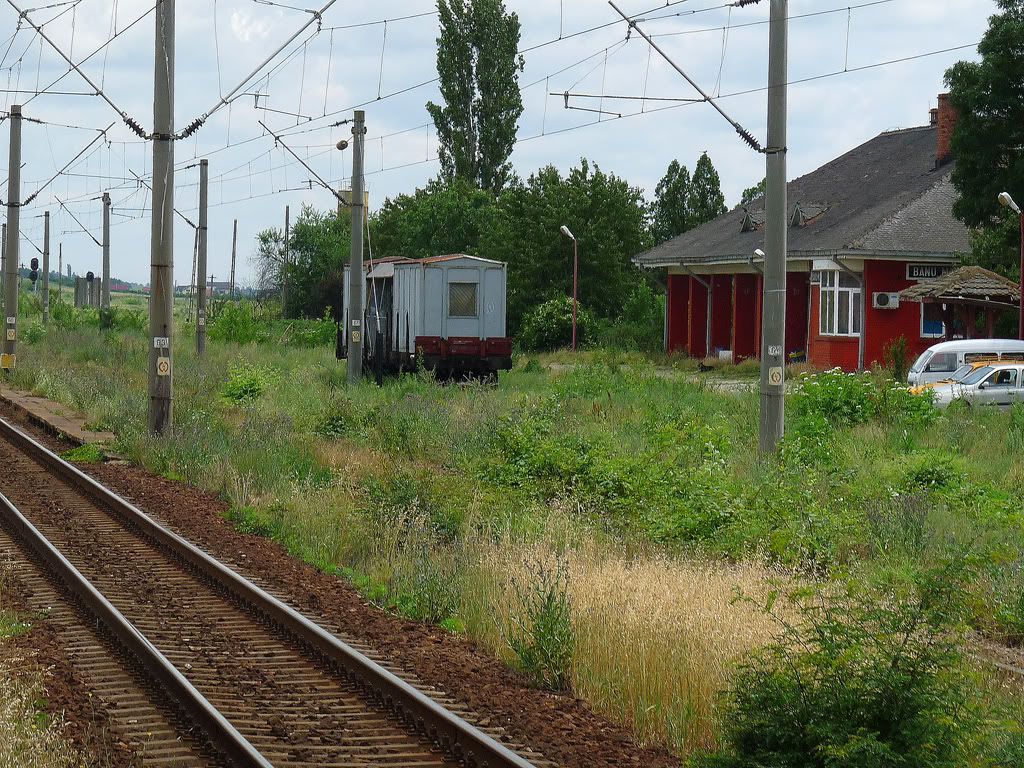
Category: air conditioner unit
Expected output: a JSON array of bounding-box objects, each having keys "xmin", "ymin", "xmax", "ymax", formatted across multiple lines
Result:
[{"xmin": 872, "ymin": 292, "xmax": 901, "ymax": 309}]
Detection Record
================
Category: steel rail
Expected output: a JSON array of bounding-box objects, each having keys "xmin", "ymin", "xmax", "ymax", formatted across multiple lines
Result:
[
  {"xmin": 0, "ymin": 487, "xmax": 272, "ymax": 768},
  {"xmin": 0, "ymin": 417, "xmax": 537, "ymax": 768}
]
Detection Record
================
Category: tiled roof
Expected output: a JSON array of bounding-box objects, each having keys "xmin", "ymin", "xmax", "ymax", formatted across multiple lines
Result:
[
  {"xmin": 635, "ymin": 125, "xmax": 972, "ymax": 267},
  {"xmin": 900, "ymin": 265, "xmax": 1021, "ymax": 302}
]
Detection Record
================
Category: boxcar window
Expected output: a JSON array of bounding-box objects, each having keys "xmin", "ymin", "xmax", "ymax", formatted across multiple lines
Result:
[{"xmin": 449, "ymin": 282, "xmax": 478, "ymax": 318}]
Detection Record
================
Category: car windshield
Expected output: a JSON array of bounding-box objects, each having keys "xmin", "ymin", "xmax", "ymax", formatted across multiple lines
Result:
[
  {"xmin": 962, "ymin": 366, "xmax": 995, "ymax": 386},
  {"xmin": 910, "ymin": 350, "xmax": 932, "ymax": 373},
  {"xmin": 950, "ymin": 364, "xmax": 977, "ymax": 381}
]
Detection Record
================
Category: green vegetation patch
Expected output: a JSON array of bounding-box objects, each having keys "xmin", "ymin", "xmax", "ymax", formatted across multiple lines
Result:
[
  {"xmin": 60, "ymin": 444, "xmax": 105, "ymax": 464},
  {"xmin": 0, "ymin": 609, "xmax": 31, "ymax": 638}
]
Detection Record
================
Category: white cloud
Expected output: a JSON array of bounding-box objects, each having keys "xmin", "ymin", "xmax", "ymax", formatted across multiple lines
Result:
[{"xmin": 230, "ymin": 11, "xmax": 273, "ymax": 44}]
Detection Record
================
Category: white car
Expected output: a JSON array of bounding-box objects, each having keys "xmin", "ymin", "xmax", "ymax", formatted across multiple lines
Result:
[{"xmin": 932, "ymin": 363, "xmax": 1024, "ymax": 410}]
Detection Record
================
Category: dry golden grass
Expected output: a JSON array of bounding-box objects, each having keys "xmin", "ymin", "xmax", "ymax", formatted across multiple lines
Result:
[
  {"xmin": 461, "ymin": 533, "xmax": 791, "ymax": 755},
  {"xmin": 0, "ymin": 658, "xmax": 85, "ymax": 768}
]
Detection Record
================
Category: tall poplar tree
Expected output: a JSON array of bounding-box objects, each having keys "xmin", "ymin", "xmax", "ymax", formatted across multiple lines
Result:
[
  {"xmin": 651, "ymin": 160, "xmax": 692, "ymax": 244},
  {"xmin": 689, "ymin": 152, "xmax": 728, "ymax": 226},
  {"xmin": 426, "ymin": 0, "xmax": 525, "ymax": 194}
]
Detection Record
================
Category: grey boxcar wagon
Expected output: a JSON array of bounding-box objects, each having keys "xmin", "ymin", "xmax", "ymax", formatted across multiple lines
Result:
[{"xmin": 342, "ymin": 254, "xmax": 513, "ymax": 380}]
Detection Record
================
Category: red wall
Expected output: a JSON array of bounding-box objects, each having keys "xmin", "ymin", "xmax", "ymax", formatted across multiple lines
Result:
[
  {"xmin": 666, "ymin": 275, "xmax": 690, "ymax": 353},
  {"xmin": 808, "ymin": 260, "xmax": 938, "ymax": 371},
  {"xmin": 711, "ymin": 275, "xmax": 733, "ymax": 354},
  {"xmin": 863, "ymin": 260, "xmax": 934, "ymax": 366},
  {"xmin": 687, "ymin": 276, "xmax": 708, "ymax": 359},
  {"xmin": 786, "ymin": 272, "xmax": 810, "ymax": 357},
  {"xmin": 808, "ymin": 284, "xmax": 860, "ymax": 370},
  {"xmin": 733, "ymin": 274, "xmax": 758, "ymax": 361}
]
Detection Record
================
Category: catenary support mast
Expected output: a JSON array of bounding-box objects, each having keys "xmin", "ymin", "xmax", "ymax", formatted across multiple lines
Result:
[
  {"xmin": 149, "ymin": 0, "xmax": 175, "ymax": 433},
  {"xmin": 758, "ymin": 0, "xmax": 788, "ymax": 452},
  {"xmin": 2, "ymin": 106, "xmax": 22, "ymax": 372},
  {"xmin": 346, "ymin": 110, "xmax": 366, "ymax": 384}
]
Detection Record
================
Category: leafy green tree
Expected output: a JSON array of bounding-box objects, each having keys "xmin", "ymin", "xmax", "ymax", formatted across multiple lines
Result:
[
  {"xmin": 426, "ymin": 0, "xmax": 525, "ymax": 193},
  {"xmin": 689, "ymin": 152, "xmax": 727, "ymax": 226},
  {"xmin": 482, "ymin": 158, "xmax": 653, "ymax": 331},
  {"xmin": 253, "ymin": 205, "xmax": 352, "ymax": 319},
  {"xmin": 946, "ymin": 0, "xmax": 1024, "ymax": 276},
  {"xmin": 370, "ymin": 177, "xmax": 498, "ymax": 259},
  {"xmin": 965, "ymin": 208, "xmax": 1021, "ymax": 283},
  {"xmin": 651, "ymin": 160, "xmax": 692, "ymax": 244},
  {"xmin": 739, "ymin": 177, "xmax": 766, "ymax": 206}
]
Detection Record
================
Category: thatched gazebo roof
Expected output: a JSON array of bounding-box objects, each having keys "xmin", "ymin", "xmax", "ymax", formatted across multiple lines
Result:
[{"xmin": 900, "ymin": 265, "xmax": 1020, "ymax": 310}]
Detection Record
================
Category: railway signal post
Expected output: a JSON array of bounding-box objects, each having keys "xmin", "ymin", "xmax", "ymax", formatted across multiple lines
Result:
[{"xmin": 2, "ymin": 105, "xmax": 22, "ymax": 372}]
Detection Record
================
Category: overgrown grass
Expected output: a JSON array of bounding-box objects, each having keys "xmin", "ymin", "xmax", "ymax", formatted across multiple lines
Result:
[{"xmin": 9, "ymin": 302, "xmax": 1024, "ymax": 758}]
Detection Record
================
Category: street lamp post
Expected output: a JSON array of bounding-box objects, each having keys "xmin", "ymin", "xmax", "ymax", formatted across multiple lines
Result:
[
  {"xmin": 997, "ymin": 192, "xmax": 1024, "ymax": 340},
  {"xmin": 560, "ymin": 225, "xmax": 578, "ymax": 351}
]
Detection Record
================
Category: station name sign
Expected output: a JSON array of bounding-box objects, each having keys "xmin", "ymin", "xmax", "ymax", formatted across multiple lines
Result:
[{"xmin": 907, "ymin": 264, "xmax": 953, "ymax": 281}]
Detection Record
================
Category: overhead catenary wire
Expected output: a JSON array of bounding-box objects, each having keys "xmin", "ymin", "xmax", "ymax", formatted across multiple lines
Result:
[
  {"xmin": 5, "ymin": 0, "xmax": 148, "ymax": 137},
  {"xmin": 608, "ymin": 0, "xmax": 764, "ymax": 152}
]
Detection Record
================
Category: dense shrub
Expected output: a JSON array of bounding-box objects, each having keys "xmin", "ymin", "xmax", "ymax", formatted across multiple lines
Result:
[
  {"xmin": 209, "ymin": 301, "xmax": 270, "ymax": 344},
  {"xmin": 517, "ymin": 296, "xmax": 599, "ymax": 351},
  {"xmin": 596, "ymin": 281, "xmax": 664, "ymax": 352},
  {"xmin": 698, "ymin": 561, "xmax": 986, "ymax": 768},
  {"xmin": 792, "ymin": 369, "xmax": 935, "ymax": 428},
  {"xmin": 220, "ymin": 362, "xmax": 278, "ymax": 403}
]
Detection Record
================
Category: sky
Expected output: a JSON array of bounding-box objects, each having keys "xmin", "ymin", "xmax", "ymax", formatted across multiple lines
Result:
[{"xmin": 0, "ymin": 0, "xmax": 1000, "ymax": 288}]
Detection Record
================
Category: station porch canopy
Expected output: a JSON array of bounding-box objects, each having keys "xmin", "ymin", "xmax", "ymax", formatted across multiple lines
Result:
[{"xmin": 900, "ymin": 265, "xmax": 1021, "ymax": 310}]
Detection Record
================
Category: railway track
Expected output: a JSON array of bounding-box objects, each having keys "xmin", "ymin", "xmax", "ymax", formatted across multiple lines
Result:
[{"xmin": 0, "ymin": 416, "xmax": 541, "ymax": 768}]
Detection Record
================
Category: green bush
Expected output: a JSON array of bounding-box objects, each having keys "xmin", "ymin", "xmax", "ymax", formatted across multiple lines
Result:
[
  {"xmin": 793, "ymin": 369, "xmax": 935, "ymax": 428},
  {"xmin": 883, "ymin": 335, "xmax": 911, "ymax": 383},
  {"xmin": 209, "ymin": 301, "xmax": 269, "ymax": 345},
  {"xmin": 221, "ymin": 362, "xmax": 278, "ymax": 403},
  {"xmin": 517, "ymin": 296, "xmax": 599, "ymax": 351},
  {"xmin": 596, "ymin": 281, "xmax": 664, "ymax": 352},
  {"xmin": 22, "ymin": 322, "xmax": 45, "ymax": 344},
  {"xmin": 697, "ymin": 561, "xmax": 986, "ymax": 768},
  {"xmin": 507, "ymin": 560, "xmax": 575, "ymax": 691}
]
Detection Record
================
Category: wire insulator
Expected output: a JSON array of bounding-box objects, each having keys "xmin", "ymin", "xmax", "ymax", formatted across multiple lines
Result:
[
  {"xmin": 176, "ymin": 118, "xmax": 205, "ymax": 140},
  {"xmin": 123, "ymin": 114, "xmax": 147, "ymax": 139},
  {"xmin": 735, "ymin": 125, "xmax": 763, "ymax": 153}
]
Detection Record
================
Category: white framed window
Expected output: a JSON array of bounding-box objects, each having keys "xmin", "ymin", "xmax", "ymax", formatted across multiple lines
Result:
[
  {"xmin": 921, "ymin": 303, "xmax": 945, "ymax": 338},
  {"xmin": 448, "ymin": 282, "xmax": 478, "ymax": 318},
  {"xmin": 819, "ymin": 270, "xmax": 862, "ymax": 337}
]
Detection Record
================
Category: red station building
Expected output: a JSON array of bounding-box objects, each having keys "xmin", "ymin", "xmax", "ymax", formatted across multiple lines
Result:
[{"xmin": 635, "ymin": 96, "xmax": 972, "ymax": 371}]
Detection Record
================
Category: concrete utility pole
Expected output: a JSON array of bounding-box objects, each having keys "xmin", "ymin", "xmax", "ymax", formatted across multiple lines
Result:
[
  {"xmin": 196, "ymin": 158, "xmax": 208, "ymax": 355},
  {"xmin": 57, "ymin": 244, "xmax": 62, "ymax": 303},
  {"xmin": 346, "ymin": 110, "xmax": 366, "ymax": 384},
  {"xmin": 148, "ymin": 0, "xmax": 175, "ymax": 434},
  {"xmin": 2, "ymin": 105, "xmax": 22, "ymax": 372},
  {"xmin": 758, "ymin": 0, "xmax": 788, "ymax": 453},
  {"xmin": 282, "ymin": 205, "xmax": 289, "ymax": 316},
  {"xmin": 1, "ymin": 222, "xmax": 6, "ymax": 307},
  {"xmin": 101, "ymin": 192, "xmax": 111, "ymax": 327},
  {"xmin": 230, "ymin": 218, "xmax": 237, "ymax": 299},
  {"xmin": 42, "ymin": 211, "xmax": 50, "ymax": 325}
]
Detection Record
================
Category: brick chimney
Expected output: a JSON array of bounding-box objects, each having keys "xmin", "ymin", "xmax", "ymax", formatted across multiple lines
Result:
[{"xmin": 935, "ymin": 93, "xmax": 958, "ymax": 166}]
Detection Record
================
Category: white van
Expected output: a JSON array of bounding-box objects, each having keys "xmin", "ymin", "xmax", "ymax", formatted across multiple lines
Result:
[{"xmin": 907, "ymin": 339, "xmax": 1024, "ymax": 386}]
